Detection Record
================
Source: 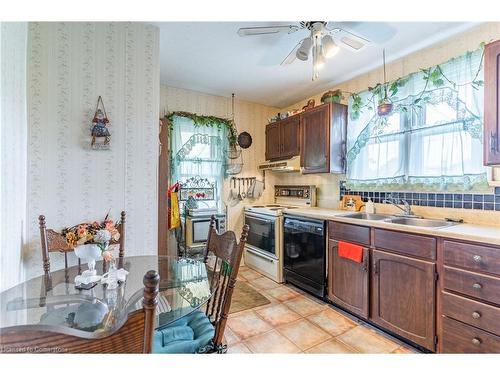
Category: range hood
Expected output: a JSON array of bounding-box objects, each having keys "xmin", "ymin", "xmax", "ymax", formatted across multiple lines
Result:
[{"xmin": 258, "ymin": 156, "xmax": 301, "ymax": 172}]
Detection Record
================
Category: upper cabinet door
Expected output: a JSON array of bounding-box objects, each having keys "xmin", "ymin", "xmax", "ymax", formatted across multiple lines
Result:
[
  {"xmin": 300, "ymin": 103, "xmax": 331, "ymax": 174},
  {"xmin": 329, "ymin": 103, "xmax": 347, "ymax": 174},
  {"xmin": 280, "ymin": 116, "xmax": 301, "ymax": 159},
  {"xmin": 484, "ymin": 40, "xmax": 500, "ymax": 166},
  {"xmin": 265, "ymin": 122, "xmax": 281, "ymax": 161}
]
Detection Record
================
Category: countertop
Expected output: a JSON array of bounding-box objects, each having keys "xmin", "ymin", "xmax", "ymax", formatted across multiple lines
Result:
[{"xmin": 283, "ymin": 207, "xmax": 500, "ymax": 246}]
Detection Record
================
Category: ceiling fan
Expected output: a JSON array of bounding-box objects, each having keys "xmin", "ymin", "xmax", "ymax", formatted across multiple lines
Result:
[{"xmin": 237, "ymin": 21, "xmax": 396, "ymax": 81}]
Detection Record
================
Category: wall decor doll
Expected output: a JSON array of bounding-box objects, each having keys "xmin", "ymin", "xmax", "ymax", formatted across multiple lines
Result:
[{"xmin": 91, "ymin": 96, "xmax": 111, "ymax": 150}]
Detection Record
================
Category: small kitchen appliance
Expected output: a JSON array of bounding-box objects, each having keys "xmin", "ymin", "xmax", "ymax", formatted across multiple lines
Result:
[{"xmin": 184, "ymin": 207, "xmax": 226, "ymax": 248}]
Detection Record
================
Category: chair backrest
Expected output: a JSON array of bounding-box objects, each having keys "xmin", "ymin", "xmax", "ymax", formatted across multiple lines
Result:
[
  {"xmin": 39, "ymin": 211, "xmax": 126, "ymax": 275},
  {"xmin": 203, "ymin": 215, "xmax": 249, "ymax": 351},
  {"xmin": 0, "ymin": 270, "xmax": 159, "ymax": 354}
]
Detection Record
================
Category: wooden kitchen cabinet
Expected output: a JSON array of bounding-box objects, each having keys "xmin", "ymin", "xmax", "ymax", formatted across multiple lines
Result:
[
  {"xmin": 264, "ymin": 102, "xmax": 346, "ymax": 169},
  {"xmin": 265, "ymin": 116, "xmax": 300, "ymax": 161},
  {"xmin": 328, "ymin": 240, "xmax": 369, "ymax": 318},
  {"xmin": 439, "ymin": 238, "xmax": 500, "ymax": 353},
  {"xmin": 371, "ymin": 249, "xmax": 436, "ymax": 350},
  {"xmin": 280, "ymin": 116, "xmax": 301, "ymax": 159},
  {"xmin": 265, "ymin": 121, "xmax": 282, "ymax": 161},
  {"xmin": 484, "ymin": 40, "xmax": 500, "ymax": 165},
  {"xmin": 300, "ymin": 103, "xmax": 347, "ymax": 174},
  {"xmin": 300, "ymin": 104, "xmax": 330, "ymax": 173}
]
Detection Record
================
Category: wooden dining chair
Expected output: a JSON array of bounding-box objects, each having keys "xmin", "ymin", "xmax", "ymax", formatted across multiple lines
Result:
[
  {"xmin": 0, "ymin": 270, "xmax": 159, "ymax": 353},
  {"xmin": 153, "ymin": 215, "xmax": 249, "ymax": 354},
  {"xmin": 39, "ymin": 211, "xmax": 126, "ymax": 275}
]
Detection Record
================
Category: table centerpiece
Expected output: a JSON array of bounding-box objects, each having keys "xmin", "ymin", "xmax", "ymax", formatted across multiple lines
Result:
[{"xmin": 62, "ymin": 215, "xmax": 120, "ymax": 285}]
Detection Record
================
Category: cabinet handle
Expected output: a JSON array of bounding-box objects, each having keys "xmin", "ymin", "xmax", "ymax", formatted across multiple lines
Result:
[
  {"xmin": 473, "ymin": 282, "xmax": 482, "ymax": 290},
  {"xmin": 472, "ymin": 255, "xmax": 482, "ymax": 263},
  {"xmin": 471, "ymin": 338, "xmax": 481, "ymax": 346},
  {"xmin": 373, "ymin": 261, "xmax": 378, "ymax": 274},
  {"xmin": 472, "ymin": 311, "xmax": 481, "ymax": 319}
]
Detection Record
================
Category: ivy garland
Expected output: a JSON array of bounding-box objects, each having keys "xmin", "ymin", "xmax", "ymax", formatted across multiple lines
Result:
[
  {"xmin": 346, "ymin": 43, "xmax": 485, "ymax": 121},
  {"xmin": 165, "ymin": 111, "xmax": 238, "ymax": 145}
]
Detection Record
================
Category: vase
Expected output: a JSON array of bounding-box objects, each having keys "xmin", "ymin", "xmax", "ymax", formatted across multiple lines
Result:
[{"xmin": 74, "ymin": 244, "xmax": 102, "ymax": 284}]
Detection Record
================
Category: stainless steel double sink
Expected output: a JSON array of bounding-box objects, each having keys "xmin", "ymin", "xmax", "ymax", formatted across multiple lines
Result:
[{"xmin": 340, "ymin": 212, "xmax": 457, "ymax": 229}]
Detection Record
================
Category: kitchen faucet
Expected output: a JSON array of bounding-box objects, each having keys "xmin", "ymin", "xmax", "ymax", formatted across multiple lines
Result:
[{"xmin": 382, "ymin": 194, "xmax": 420, "ymax": 217}]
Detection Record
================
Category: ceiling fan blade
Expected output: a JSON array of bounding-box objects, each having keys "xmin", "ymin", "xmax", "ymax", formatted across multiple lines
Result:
[
  {"xmin": 332, "ymin": 22, "xmax": 397, "ymax": 44},
  {"xmin": 237, "ymin": 25, "xmax": 300, "ymax": 37},
  {"xmin": 330, "ymin": 28, "xmax": 369, "ymax": 51},
  {"xmin": 280, "ymin": 41, "xmax": 302, "ymax": 65}
]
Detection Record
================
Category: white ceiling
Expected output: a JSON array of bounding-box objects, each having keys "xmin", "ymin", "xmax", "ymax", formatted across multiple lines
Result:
[{"xmin": 155, "ymin": 22, "xmax": 479, "ymax": 108}]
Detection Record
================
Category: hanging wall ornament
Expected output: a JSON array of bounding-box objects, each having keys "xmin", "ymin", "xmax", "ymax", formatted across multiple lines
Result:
[
  {"xmin": 237, "ymin": 131, "xmax": 252, "ymax": 149},
  {"xmin": 90, "ymin": 96, "xmax": 111, "ymax": 150}
]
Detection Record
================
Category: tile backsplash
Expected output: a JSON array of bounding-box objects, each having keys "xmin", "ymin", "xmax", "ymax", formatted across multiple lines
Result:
[{"xmin": 339, "ymin": 181, "xmax": 500, "ymax": 212}]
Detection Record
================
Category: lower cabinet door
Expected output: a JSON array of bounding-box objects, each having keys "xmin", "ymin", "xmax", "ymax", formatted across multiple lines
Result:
[
  {"xmin": 371, "ymin": 249, "xmax": 436, "ymax": 350},
  {"xmin": 328, "ymin": 240, "xmax": 369, "ymax": 318}
]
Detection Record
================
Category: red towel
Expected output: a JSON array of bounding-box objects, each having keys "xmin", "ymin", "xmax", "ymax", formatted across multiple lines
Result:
[{"xmin": 338, "ymin": 241, "xmax": 363, "ymax": 263}]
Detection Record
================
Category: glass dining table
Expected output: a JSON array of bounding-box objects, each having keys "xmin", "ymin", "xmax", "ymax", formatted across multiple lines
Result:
[{"xmin": 0, "ymin": 256, "xmax": 212, "ymax": 340}]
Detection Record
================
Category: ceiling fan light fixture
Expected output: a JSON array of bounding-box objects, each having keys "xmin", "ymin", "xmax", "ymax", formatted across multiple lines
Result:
[
  {"xmin": 322, "ymin": 35, "xmax": 339, "ymax": 58},
  {"xmin": 314, "ymin": 46, "xmax": 325, "ymax": 69},
  {"xmin": 296, "ymin": 37, "xmax": 312, "ymax": 61}
]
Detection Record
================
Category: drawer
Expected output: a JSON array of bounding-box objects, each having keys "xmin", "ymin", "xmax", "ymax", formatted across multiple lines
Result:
[
  {"xmin": 328, "ymin": 221, "xmax": 370, "ymax": 246},
  {"xmin": 443, "ymin": 266, "xmax": 500, "ymax": 305},
  {"xmin": 374, "ymin": 229, "xmax": 436, "ymax": 260},
  {"xmin": 442, "ymin": 291, "xmax": 500, "ymax": 336},
  {"xmin": 443, "ymin": 240, "xmax": 500, "ymax": 277},
  {"xmin": 441, "ymin": 316, "xmax": 500, "ymax": 353}
]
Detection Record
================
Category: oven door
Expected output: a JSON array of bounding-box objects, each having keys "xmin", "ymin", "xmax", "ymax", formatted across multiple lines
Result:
[
  {"xmin": 244, "ymin": 212, "xmax": 278, "ymax": 259},
  {"xmin": 186, "ymin": 216, "xmax": 221, "ymax": 247}
]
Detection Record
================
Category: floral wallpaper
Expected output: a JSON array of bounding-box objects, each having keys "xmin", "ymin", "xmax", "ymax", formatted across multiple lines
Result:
[
  {"xmin": 1, "ymin": 22, "xmax": 28, "ymax": 292},
  {"xmin": 26, "ymin": 22, "xmax": 160, "ymax": 280}
]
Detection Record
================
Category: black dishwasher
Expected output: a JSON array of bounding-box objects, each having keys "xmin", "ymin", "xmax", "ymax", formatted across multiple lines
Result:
[{"xmin": 283, "ymin": 215, "xmax": 326, "ymax": 298}]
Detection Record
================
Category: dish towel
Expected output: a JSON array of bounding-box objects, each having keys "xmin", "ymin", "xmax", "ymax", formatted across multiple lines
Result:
[{"xmin": 338, "ymin": 241, "xmax": 363, "ymax": 263}]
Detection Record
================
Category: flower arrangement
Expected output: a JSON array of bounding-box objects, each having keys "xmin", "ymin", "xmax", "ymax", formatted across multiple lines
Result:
[{"xmin": 62, "ymin": 215, "xmax": 120, "ymax": 261}]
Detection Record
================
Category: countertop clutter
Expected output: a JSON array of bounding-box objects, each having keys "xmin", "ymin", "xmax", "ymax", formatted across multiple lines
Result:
[{"xmin": 283, "ymin": 207, "xmax": 500, "ymax": 246}]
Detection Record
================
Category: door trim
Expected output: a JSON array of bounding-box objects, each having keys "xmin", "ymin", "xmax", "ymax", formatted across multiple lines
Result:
[{"xmin": 158, "ymin": 118, "xmax": 169, "ymax": 255}]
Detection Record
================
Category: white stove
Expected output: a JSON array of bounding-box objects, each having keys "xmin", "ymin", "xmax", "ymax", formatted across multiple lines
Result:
[
  {"xmin": 244, "ymin": 204, "xmax": 299, "ymax": 217},
  {"xmin": 243, "ymin": 185, "xmax": 316, "ymax": 283}
]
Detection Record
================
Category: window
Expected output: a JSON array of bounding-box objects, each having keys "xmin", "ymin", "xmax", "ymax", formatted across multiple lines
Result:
[
  {"xmin": 346, "ymin": 48, "xmax": 488, "ymax": 192},
  {"xmin": 170, "ymin": 115, "xmax": 228, "ymax": 207}
]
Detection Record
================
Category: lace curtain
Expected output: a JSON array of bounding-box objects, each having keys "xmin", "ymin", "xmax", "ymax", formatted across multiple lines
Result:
[
  {"xmin": 170, "ymin": 115, "xmax": 228, "ymax": 203},
  {"xmin": 346, "ymin": 48, "xmax": 489, "ymax": 192}
]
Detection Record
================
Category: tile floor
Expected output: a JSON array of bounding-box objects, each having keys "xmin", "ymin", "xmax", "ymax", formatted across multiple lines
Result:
[{"xmin": 225, "ymin": 266, "xmax": 418, "ymax": 354}]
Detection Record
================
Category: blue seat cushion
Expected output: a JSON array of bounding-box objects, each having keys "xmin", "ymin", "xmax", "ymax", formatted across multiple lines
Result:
[{"xmin": 153, "ymin": 310, "xmax": 215, "ymax": 354}]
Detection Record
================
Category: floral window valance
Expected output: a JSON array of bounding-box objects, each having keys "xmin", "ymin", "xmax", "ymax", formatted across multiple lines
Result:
[{"xmin": 346, "ymin": 47, "xmax": 489, "ymax": 192}]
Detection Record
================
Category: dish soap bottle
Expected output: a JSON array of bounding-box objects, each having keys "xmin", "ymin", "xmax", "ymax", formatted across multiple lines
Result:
[{"xmin": 365, "ymin": 198, "xmax": 375, "ymax": 214}]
